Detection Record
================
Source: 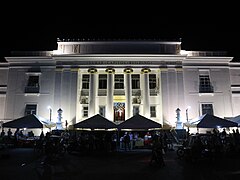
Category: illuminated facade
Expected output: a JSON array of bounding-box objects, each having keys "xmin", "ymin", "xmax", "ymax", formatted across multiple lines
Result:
[{"xmin": 0, "ymin": 39, "xmax": 240, "ymax": 129}]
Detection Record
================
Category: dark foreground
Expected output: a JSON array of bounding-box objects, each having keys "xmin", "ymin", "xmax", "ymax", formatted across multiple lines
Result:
[{"xmin": 1, "ymin": 147, "xmax": 240, "ymax": 180}]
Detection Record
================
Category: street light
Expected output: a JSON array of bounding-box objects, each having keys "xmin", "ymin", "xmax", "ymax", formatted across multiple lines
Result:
[
  {"xmin": 47, "ymin": 106, "xmax": 52, "ymax": 121},
  {"xmin": 186, "ymin": 106, "xmax": 191, "ymax": 135}
]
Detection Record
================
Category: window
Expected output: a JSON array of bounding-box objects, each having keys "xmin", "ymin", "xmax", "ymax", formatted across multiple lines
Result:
[
  {"xmin": 99, "ymin": 74, "xmax": 107, "ymax": 89},
  {"xmin": 133, "ymin": 106, "xmax": 139, "ymax": 115},
  {"xmin": 114, "ymin": 74, "xmax": 124, "ymax": 89},
  {"xmin": 27, "ymin": 76, "xmax": 39, "ymax": 87},
  {"xmin": 73, "ymin": 44, "xmax": 80, "ymax": 53},
  {"xmin": 83, "ymin": 106, "xmax": 88, "ymax": 117},
  {"xmin": 150, "ymin": 106, "xmax": 156, "ymax": 117},
  {"xmin": 199, "ymin": 75, "xmax": 213, "ymax": 93},
  {"xmin": 99, "ymin": 106, "xmax": 106, "ymax": 117},
  {"xmin": 132, "ymin": 74, "xmax": 140, "ymax": 89},
  {"xmin": 82, "ymin": 74, "xmax": 89, "ymax": 89},
  {"xmin": 149, "ymin": 74, "xmax": 157, "ymax": 89},
  {"xmin": 25, "ymin": 104, "xmax": 37, "ymax": 115},
  {"xmin": 25, "ymin": 76, "xmax": 40, "ymax": 93},
  {"xmin": 202, "ymin": 104, "xmax": 213, "ymax": 115}
]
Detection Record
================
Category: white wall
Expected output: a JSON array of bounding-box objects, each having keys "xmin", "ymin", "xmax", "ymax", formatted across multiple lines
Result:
[
  {"xmin": 183, "ymin": 67, "xmax": 233, "ymax": 120},
  {"xmin": 230, "ymin": 68, "xmax": 240, "ymax": 116},
  {"xmin": 5, "ymin": 67, "xmax": 56, "ymax": 121},
  {"xmin": 0, "ymin": 67, "xmax": 8, "ymax": 121}
]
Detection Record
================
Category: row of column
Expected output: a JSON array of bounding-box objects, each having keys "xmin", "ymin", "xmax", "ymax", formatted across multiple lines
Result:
[{"xmin": 87, "ymin": 67, "xmax": 151, "ymax": 120}]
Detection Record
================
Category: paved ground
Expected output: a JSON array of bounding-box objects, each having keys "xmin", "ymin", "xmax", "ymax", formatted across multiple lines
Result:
[{"xmin": 1, "ymin": 146, "xmax": 240, "ymax": 180}]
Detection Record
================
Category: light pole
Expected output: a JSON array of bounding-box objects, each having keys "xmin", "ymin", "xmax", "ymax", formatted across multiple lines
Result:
[
  {"xmin": 48, "ymin": 106, "xmax": 52, "ymax": 121},
  {"xmin": 186, "ymin": 106, "xmax": 191, "ymax": 135},
  {"xmin": 65, "ymin": 120, "xmax": 68, "ymax": 130}
]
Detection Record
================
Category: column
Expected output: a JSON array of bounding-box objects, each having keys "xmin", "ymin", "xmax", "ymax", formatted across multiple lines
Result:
[
  {"xmin": 158, "ymin": 69, "xmax": 163, "ymax": 126},
  {"xmin": 141, "ymin": 68, "xmax": 151, "ymax": 118},
  {"xmin": 88, "ymin": 68, "xmax": 97, "ymax": 117},
  {"xmin": 54, "ymin": 69, "xmax": 62, "ymax": 112},
  {"xmin": 124, "ymin": 68, "xmax": 133, "ymax": 119},
  {"xmin": 106, "ymin": 68, "xmax": 115, "ymax": 121}
]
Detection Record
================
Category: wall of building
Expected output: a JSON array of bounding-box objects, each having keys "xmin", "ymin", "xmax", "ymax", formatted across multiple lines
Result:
[
  {"xmin": 183, "ymin": 66, "xmax": 233, "ymax": 121},
  {"xmin": 160, "ymin": 68, "xmax": 185, "ymax": 127},
  {"xmin": 4, "ymin": 67, "xmax": 55, "ymax": 121},
  {"xmin": 75, "ymin": 67, "xmax": 164, "ymax": 124},
  {"xmin": 0, "ymin": 66, "xmax": 8, "ymax": 122},
  {"xmin": 53, "ymin": 68, "xmax": 78, "ymax": 126},
  {"xmin": 1, "ymin": 41, "xmax": 239, "ymax": 131},
  {"xmin": 230, "ymin": 67, "xmax": 240, "ymax": 116}
]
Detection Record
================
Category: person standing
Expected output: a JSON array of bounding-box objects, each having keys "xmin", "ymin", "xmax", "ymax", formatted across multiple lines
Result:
[
  {"xmin": 0, "ymin": 129, "xmax": 5, "ymax": 144},
  {"xmin": 7, "ymin": 129, "xmax": 12, "ymax": 139},
  {"xmin": 123, "ymin": 132, "xmax": 130, "ymax": 151},
  {"xmin": 149, "ymin": 134, "xmax": 165, "ymax": 167},
  {"xmin": 1, "ymin": 129, "xmax": 5, "ymax": 137},
  {"xmin": 13, "ymin": 128, "xmax": 19, "ymax": 147}
]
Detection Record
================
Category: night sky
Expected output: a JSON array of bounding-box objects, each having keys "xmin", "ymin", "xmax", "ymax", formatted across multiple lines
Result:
[{"xmin": 1, "ymin": 6, "xmax": 239, "ymax": 62}]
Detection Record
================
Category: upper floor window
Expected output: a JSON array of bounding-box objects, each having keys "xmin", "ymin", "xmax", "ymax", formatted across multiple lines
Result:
[
  {"xmin": 201, "ymin": 104, "xmax": 213, "ymax": 115},
  {"xmin": 82, "ymin": 74, "xmax": 89, "ymax": 89},
  {"xmin": 114, "ymin": 74, "xmax": 124, "ymax": 89},
  {"xmin": 199, "ymin": 75, "xmax": 214, "ymax": 93},
  {"xmin": 99, "ymin": 74, "xmax": 107, "ymax": 89},
  {"xmin": 149, "ymin": 74, "xmax": 157, "ymax": 89},
  {"xmin": 132, "ymin": 74, "xmax": 140, "ymax": 89},
  {"xmin": 25, "ymin": 76, "xmax": 39, "ymax": 93},
  {"xmin": 25, "ymin": 104, "xmax": 37, "ymax": 115},
  {"xmin": 28, "ymin": 76, "xmax": 39, "ymax": 87}
]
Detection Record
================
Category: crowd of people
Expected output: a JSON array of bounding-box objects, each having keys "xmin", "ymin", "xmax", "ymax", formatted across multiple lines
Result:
[
  {"xmin": 0, "ymin": 127, "xmax": 176, "ymax": 168},
  {"xmin": 33, "ymin": 130, "xmax": 120, "ymax": 161},
  {"xmin": 177, "ymin": 128, "xmax": 240, "ymax": 162},
  {"xmin": 0, "ymin": 128, "xmax": 37, "ymax": 148}
]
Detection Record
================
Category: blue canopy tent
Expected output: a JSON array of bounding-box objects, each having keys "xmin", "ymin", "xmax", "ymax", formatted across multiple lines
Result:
[
  {"xmin": 2, "ymin": 114, "xmax": 56, "ymax": 129},
  {"xmin": 184, "ymin": 114, "xmax": 238, "ymax": 128},
  {"xmin": 229, "ymin": 115, "xmax": 240, "ymax": 127}
]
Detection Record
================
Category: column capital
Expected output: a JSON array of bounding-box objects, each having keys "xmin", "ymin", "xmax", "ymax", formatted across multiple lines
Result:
[
  {"xmin": 124, "ymin": 68, "xmax": 133, "ymax": 74},
  {"xmin": 141, "ymin": 68, "xmax": 151, "ymax": 74},
  {"xmin": 88, "ymin": 68, "xmax": 97, "ymax": 74},
  {"xmin": 105, "ymin": 68, "xmax": 115, "ymax": 74}
]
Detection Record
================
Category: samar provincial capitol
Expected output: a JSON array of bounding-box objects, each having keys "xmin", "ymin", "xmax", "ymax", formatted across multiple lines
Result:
[{"xmin": 0, "ymin": 38, "xmax": 240, "ymax": 133}]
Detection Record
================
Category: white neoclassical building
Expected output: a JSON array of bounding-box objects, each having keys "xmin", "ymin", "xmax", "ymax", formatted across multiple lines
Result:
[{"xmin": 0, "ymin": 39, "xmax": 240, "ymax": 131}]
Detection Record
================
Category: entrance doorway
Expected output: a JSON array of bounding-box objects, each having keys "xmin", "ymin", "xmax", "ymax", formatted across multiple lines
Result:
[{"xmin": 114, "ymin": 102, "xmax": 125, "ymax": 122}]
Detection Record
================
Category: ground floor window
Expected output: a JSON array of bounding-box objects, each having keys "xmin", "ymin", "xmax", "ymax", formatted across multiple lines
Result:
[
  {"xmin": 150, "ymin": 106, "xmax": 156, "ymax": 117},
  {"xmin": 133, "ymin": 106, "xmax": 139, "ymax": 115},
  {"xmin": 99, "ymin": 106, "xmax": 106, "ymax": 117},
  {"xmin": 201, "ymin": 103, "xmax": 213, "ymax": 115},
  {"xmin": 83, "ymin": 106, "xmax": 88, "ymax": 117},
  {"xmin": 25, "ymin": 104, "xmax": 37, "ymax": 115}
]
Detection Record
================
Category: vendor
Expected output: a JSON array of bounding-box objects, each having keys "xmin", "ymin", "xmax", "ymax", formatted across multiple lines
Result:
[{"xmin": 144, "ymin": 132, "xmax": 152, "ymax": 146}]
